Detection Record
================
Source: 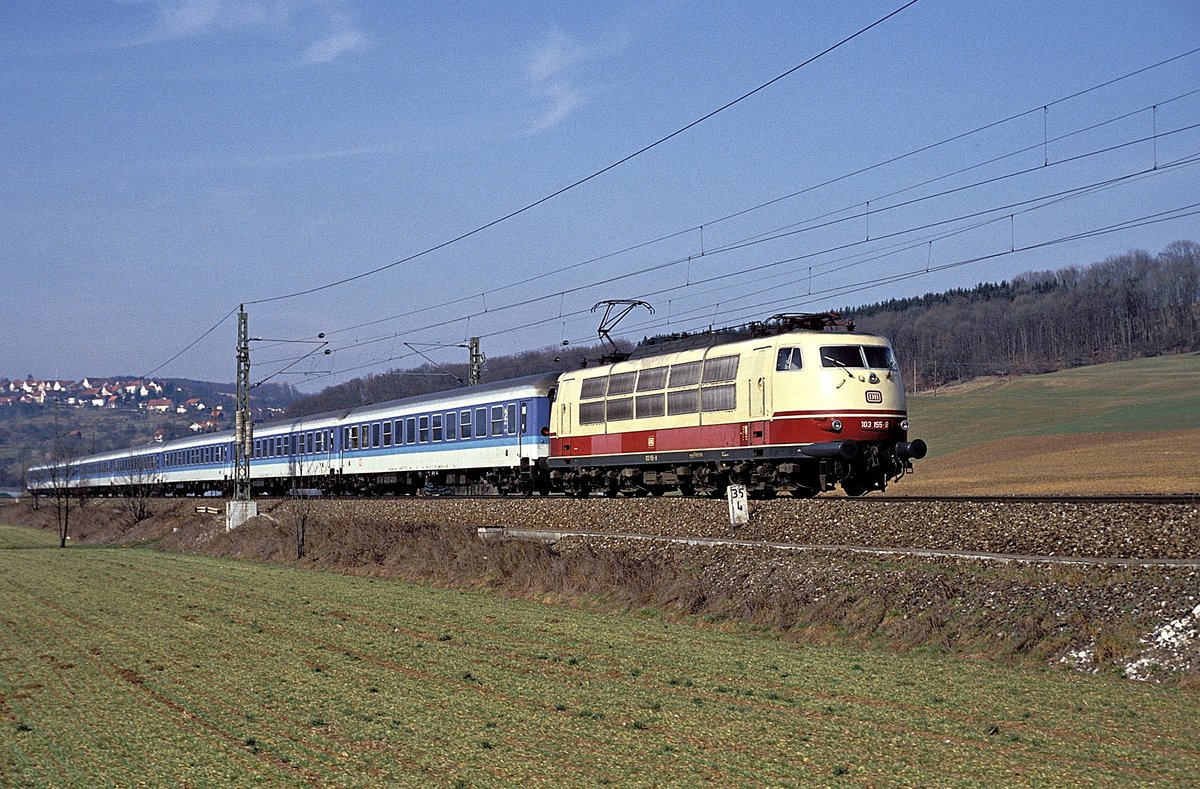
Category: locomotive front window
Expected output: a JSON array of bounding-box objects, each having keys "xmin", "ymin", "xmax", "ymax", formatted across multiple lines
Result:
[
  {"xmin": 607, "ymin": 372, "xmax": 636, "ymax": 396},
  {"xmin": 820, "ymin": 346, "xmax": 865, "ymax": 369},
  {"xmin": 637, "ymin": 366, "xmax": 667, "ymax": 391},
  {"xmin": 863, "ymin": 346, "xmax": 897, "ymax": 369},
  {"xmin": 776, "ymin": 347, "xmax": 803, "ymax": 371}
]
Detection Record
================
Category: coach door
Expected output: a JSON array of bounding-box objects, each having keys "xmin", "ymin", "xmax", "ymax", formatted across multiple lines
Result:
[{"xmin": 748, "ymin": 346, "xmax": 773, "ymax": 444}]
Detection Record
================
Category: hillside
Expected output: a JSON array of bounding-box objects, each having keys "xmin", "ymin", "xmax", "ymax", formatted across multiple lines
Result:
[{"xmin": 899, "ymin": 353, "xmax": 1200, "ymax": 495}]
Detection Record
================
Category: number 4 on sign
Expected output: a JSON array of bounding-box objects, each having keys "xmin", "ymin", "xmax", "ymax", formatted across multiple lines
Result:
[{"xmin": 727, "ymin": 484, "xmax": 750, "ymax": 528}]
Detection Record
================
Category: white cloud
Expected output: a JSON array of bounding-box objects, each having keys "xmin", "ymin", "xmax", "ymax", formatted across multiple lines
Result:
[
  {"xmin": 118, "ymin": 0, "xmax": 369, "ymax": 64},
  {"xmin": 303, "ymin": 28, "xmax": 366, "ymax": 64},
  {"xmin": 525, "ymin": 30, "xmax": 588, "ymax": 133}
]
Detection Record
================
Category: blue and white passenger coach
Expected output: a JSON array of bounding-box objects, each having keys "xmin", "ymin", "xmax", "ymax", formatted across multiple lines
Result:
[{"xmin": 30, "ymin": 373, "xmax": 559, "ymax": 497}]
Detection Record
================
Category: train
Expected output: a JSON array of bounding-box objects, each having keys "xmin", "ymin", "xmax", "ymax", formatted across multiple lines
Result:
[{"xmin": 28, "ymin": 314, "xmax": 926, "ymax": 499}]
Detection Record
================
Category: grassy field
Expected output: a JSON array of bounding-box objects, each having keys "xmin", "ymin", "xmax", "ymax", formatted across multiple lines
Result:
[
  {"xmin": 908, "ymin": 353, "xmax": 1200, "ymax": 457},
  {"xmin": 1, "ymin": 525, "xmax": 1196, "ymax": 786},
  {"xmin": 898, "ymin": 353, "xmax": 1200, "ymax": 494}
]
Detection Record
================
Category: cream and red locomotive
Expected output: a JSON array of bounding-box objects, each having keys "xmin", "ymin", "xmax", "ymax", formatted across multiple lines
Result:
[{"xmin": 548, "ymin": 314, "xmax": 925, "ymax": 497}]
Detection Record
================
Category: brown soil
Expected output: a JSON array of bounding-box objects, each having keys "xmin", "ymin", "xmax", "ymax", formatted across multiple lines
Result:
[{"xmin": 894, "ymin": 428, "xmax": 1200, "ymax": 496}]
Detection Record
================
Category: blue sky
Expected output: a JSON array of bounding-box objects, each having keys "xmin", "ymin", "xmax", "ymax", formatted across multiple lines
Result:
[{"xmin": 3, "ymin": 1, "xmax": 1198, "ymax": 389}]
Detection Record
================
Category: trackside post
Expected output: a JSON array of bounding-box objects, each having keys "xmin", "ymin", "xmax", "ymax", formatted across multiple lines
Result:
[{"xmin": 727, "ymin": 484, "xmax": 750, "ymax": 529}]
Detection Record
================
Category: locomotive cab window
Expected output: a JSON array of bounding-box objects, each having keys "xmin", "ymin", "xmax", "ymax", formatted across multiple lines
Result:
[
  {"xmin": 863, "ymin": 346, "xmax": 897, "ymax": 369},
  {"xmin": 776, "ymin": 347, "xmax": 803, "ymax": 371},
  {"xmin": 820, "ymin": 346, "xmax": 866, "ymax": 369},
  {"xmin": 820, "ymin": 345, "xmax": 897, "ymax": 369}
]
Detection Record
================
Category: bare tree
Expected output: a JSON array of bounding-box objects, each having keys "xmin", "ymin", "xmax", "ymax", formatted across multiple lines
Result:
[
  {"xmin": 45, "ymin": 432, "xmax": 79, "ymax": 548},
  {"xmin": 120, "ymin": 449, "xmax": 160, "ymax": 524},
  {"xmin": 286, "ymin": 436, "xmax": 321, "ymax": 560}
]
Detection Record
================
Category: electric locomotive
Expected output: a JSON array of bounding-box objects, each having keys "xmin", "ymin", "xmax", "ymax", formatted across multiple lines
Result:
[{"xmin": 546, "ymin": 314, "xmax": 926, "ymax": 497}]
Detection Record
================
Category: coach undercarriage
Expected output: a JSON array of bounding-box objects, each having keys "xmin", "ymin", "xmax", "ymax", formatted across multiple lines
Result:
[{"xmin": 551, "ymin": 440, "xmax": 925, "ymax": 499}]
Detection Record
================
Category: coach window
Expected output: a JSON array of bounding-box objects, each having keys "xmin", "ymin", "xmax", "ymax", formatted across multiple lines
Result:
[
  {"xmin": 254, "ymin": 439, "xmax": 261, "ymax": 459},
  {"xmin": 476, "ymin": 407, "xmax": 488, "ymax": 437},
  {"xmin": 460, "ymin": 410, "xmax": 472, "ymax": 439},
  {"xmin": 307, "ymin": 432, "xmax": 314, "ymax": 454},
  {"xmin": 667, "ymin": 388, "xmax": 700, "ymax": 415},
  {"xmin": 490, "ymin": 405, "xmax": 504, "ymax": 436},
  {"xmin": 446, "ymin": 412, "xmax": 457, "ymax": 441},
  {"xmin": 432, "ymin": 414, "xmax": 443, "ymax": 442},
  {"xmin": 636, "ymin": 393, "xmax": 665, "ymax": 418},
  {"xmin": 579, "ymin": 401, "xmax": 605, "ymax": 424},
  {"xmin": 701, "ymin": 384, "xmax": 737, "ymax": 412},
  {"xmin": 382, "ymin": 421, "xmax": 392, "ymax": 447},
  {"xmin": 669, "ymin": 361, "xmax": 702, "ymax": 388},
  {"xmin": 607, "ymin": 372, "xmax": 636, "ymax": 396},
  {"xmin": 637, "ymin": 366, "xmax": 667, "ymax": 391},
  {"xmin": 776, "ymin": 347, "xmax": 803, "ymax": 371},
  {"xmin": 703, "ymin": 355, "xmax": 739, "ymax": 383},
  {"xmin": 406, "ymin": 417, "xmax": 417, "ymax": 444},
  {"xmin": 580, "ymin": 376, "xmax": 608, "ymax": 399},
  {"xmin": 347, "ymin": 426, "xmax": 357, "ymax": 450},
  {"xmin": 606, "ymin": 398, "xmax": 634, "ymax": 421},
  {"xmin": 506, "ymin": 403, "xmax": 518, "ymax": 434},
  {"xmin": 419, "ymin": 415, "xmax": 430, "ymax": 443},
  {"xmin": 314, "ymin": 431, "xmax": 324, "ymax": 453},
  {"xmin": 372, "ymin": 422, "xmax": 381, "ymax": 448}
]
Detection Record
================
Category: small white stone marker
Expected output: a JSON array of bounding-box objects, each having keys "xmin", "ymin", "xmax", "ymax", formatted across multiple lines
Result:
[{"xmin": 727, "ymin": 484, "xmax": 750, "ymax": 528}]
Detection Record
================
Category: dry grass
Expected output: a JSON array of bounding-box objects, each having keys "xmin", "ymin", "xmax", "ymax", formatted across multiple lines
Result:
[{"xmin": 894, "ymin": 428, "xmax": 1200, "ymax": 496}]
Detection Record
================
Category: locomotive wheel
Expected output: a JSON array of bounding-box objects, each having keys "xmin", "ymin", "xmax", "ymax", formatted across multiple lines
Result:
[{"xmin": 841, "ymin": 480, "xmax": 868, "ymax": 497}]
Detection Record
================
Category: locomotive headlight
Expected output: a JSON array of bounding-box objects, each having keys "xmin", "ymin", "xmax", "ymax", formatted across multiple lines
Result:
[
  {"xmin": 831, "ymin": 419, "xmax": 843, "ymax": 433},
  {"xmin": 900, "ymin": 419, "xmax": 909, "ymax": 432}
]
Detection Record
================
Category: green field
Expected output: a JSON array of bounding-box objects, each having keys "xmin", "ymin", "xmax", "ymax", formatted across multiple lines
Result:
[
  {"xmin": 908, "ymin": 353, "xmax": 1200, "ymax": 456},
  {"xmin": 1, "ymin": 526, "xmax": 1196, "ymax": 786}
]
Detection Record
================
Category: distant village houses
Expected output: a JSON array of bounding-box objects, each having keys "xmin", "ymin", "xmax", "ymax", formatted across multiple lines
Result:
[{"xmin": 0, "ymin": 377, "xmax": 218, "ymax": 413}]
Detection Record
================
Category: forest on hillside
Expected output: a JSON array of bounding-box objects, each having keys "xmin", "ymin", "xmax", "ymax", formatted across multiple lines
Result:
[
  {"xmin": 284, "ymin": 240, "xmax": 1198, "ymax": 415},
  {"xmin": 854, "ymin": 240, "xmax": 1199, "ymax": 388}
]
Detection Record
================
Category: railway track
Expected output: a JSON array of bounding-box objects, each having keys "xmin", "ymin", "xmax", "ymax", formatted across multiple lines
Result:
[
  {"xmin": 485, "ymin": 527, "xmax": 1200, "ymax": 568},
  {"xmin": 262, "ymin": 492, "xmax": 1199, "ymax": 505}
]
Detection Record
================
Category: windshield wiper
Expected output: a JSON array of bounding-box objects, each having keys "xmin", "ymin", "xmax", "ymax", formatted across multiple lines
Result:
[{"xmin": 823, "ymin": 356, "xmax": 855, "ymax": 378}]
